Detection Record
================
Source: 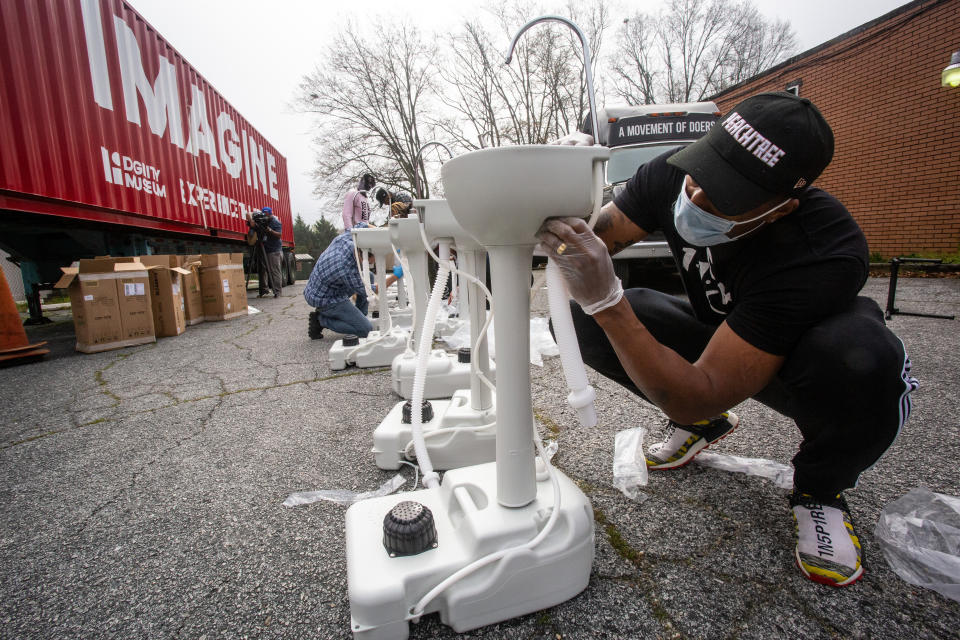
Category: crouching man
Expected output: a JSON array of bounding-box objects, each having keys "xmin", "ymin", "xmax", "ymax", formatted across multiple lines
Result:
[
  {"xmin": 538, "ymin": 92, "xmax": 918, "ymax": 588},
  {"xmin": 304, "ymin": 224, "xmax": 374, "ymax": 340}
]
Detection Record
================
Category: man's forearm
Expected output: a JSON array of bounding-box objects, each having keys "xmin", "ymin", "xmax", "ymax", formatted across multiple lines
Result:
[
  {"xmin": 591, "ymin": 203, "xmax": 648, "ymax": 255},
  {"xmin": 592, "ymin": 299, "xmax": 726, "ymax": 424}
]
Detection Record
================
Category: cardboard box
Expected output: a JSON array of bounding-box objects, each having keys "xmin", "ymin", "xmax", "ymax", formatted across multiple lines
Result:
[
  {"xmin": 199, "ymin": 253, "xmax": 248, "ymax": 321},
  {"xmin": 138, "ymin": 256, "xmax": 190, "ymax": 338},
  {"xmin": 55, "ymin": 258, "xmax": 156, "ymax": 353},
  {"xmin": 179, "ymin": 255, "xmax": 205, "ymax": 326}
]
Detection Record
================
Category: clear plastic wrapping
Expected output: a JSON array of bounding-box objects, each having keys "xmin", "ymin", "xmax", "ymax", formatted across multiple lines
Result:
[
  {"xmin": 613, "ymin": 427, "xmax": 649, "ymax": 501},
  {"xmin": 874, "ymin": 487, "xmax": 960, "ymax": 602},
  {"xmin": 693, "ymin": 451, "xmax": 794, "ymax": 489},
  {"xmin": 283, "ymin": 474, "xmax": 407, "ymax": 507}
]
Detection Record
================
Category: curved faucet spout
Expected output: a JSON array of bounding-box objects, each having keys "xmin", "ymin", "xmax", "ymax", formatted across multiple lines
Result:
[
  {"xmin": 414, "ymin": 141, "xmax": 455, "ymax": 198},
  {"xmin": 504, "ymin": 15, "xmax": 599, "ymax": 144}
]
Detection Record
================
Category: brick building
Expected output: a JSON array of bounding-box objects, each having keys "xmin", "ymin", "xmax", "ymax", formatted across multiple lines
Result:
[{"xmin": 711, "ymin": 0, "xmax": 960, "ymax": 259}]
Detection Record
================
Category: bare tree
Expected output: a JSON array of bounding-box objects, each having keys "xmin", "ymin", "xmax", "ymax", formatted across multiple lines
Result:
[
  {"xmin": 433, "ymin": 0, "xmax": 611, "ymax": 148},
  {"xmin": 611, "ymin": 14, "xmax": 659, "ymax": 105},
  {"xmin": 611, "ymin": 0, "xmax": 796, "ymax": 105},
  {"xmin": 294, "ymin": 0, "xmax": 796, "ymax": 213},
  {"xmin": 294, "ymin": 19, "xmax": 440, "ymax": 215},
  {"xmin": 714, "ymin": 3, "xmax": 795, "ymax": 89}
]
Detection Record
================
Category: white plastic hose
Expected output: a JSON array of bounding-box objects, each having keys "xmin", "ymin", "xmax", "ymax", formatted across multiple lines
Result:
[
  {"xmin": 410, "ymin": 241, "xmax": 452, "ymax": 490},
  {"xmin": 542, "ymin": 158, "xmax": 603, "ymax": 427},
  {"xmin": 546, "ymin": 259, "xmax": 597, "ymax": 428}
]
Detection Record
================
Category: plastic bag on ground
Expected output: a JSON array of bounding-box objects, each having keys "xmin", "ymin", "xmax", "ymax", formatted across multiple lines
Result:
[
  {"xmin": 283, "ymin": 474, "xmax": 406, "ymax": 507},
  {"xmin": 530, "ymin": 316, "xmax": 559, "ymax": 364},
  {"xmin": 874, "ymin": 487, "xmax": 960, "ymax": 602},
  {"xmin": 440, "ymin": 315, "xmax": 558, "ymax": 366},
  {"xmin": 693, "ymin": 451, "xmax": 794, "ymax": 489},
  {"xmin": 613, "ymin": 427, "xmax": 648, "ymax": 501}
]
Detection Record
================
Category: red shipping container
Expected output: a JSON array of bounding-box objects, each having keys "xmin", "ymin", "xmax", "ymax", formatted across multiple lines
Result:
[{"xmin": 0, "ymin": 0, "xmax": 293, "ymax": 246}]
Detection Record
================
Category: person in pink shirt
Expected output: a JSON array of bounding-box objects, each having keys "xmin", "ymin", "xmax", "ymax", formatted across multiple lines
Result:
[{"xmin": 342, "ymin": 173, "xmax": 376, "ymax": 230}]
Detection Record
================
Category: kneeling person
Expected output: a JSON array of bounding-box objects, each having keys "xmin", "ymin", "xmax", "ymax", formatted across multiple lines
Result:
[{"xmin": 304, "ymin": 225, "xmax": 374, "ymax": 339}]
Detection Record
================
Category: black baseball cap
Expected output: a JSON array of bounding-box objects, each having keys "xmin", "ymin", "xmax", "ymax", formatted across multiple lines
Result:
[{"xmin": 667, "ymin": 91, "xmax": 834, "ymax": 216}]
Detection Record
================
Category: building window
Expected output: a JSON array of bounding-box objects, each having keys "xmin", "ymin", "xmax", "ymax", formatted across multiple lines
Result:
[{"xmin": 786, "ymin": 80, "xmax": 802, "ymax": 96}]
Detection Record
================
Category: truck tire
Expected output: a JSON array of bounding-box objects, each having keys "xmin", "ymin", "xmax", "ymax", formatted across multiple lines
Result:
[{"xmin": 285, "ymin": 252, "xmax": 296, "ymax": 285}]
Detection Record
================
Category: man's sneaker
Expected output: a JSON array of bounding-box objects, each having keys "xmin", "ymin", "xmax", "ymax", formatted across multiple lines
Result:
[
  {"xmin": 645, "ymin": 412, "xmax": 739, "ymax": 470},
  {"xmin": 790, "ymin": 490, "xmax": 864, "ymax": 587}
]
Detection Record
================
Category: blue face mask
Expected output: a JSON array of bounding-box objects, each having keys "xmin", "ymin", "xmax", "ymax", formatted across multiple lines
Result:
[{"xmin": 673, "ymin": 185, "xmax": 788, "ymax": 247}]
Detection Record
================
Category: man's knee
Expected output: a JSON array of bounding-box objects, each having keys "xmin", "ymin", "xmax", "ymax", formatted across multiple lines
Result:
[
  {"xmin": 794, "ymin": 299, "xmax": 902, "ymax": 383},
  {"xmin": 356, "ymin": 317, "xmax": 373, "ymax": 338}
]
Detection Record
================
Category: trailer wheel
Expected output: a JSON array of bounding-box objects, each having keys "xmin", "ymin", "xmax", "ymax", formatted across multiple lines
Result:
[{"xmin": 285, "ymin": 252, "xmax": 296, "ymax": 285}]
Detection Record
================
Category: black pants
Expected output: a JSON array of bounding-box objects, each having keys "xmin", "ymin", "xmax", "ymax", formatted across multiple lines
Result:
[{"xmin": 571, "ymin": 289, "xmax": 917, "ymax": 497}]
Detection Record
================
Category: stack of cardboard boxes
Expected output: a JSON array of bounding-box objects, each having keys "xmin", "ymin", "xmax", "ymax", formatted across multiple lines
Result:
[
  {"xmin": 180, "ymin": 255, "xmax": 205, "ymax": 326},
  {"xmin": 54, "ymin": 258, "xmax": 156, "ymax": 353},
  {"xmin": 199, "ymin": 253, "xmax": 248, "ymax": 321},
  {"xmin": 138, "ymin": 256, "xmax": 190, "ymax": 338},
  {"xmin": 56, "ymin": 253, "xmax": 250, "ymax": 353}
]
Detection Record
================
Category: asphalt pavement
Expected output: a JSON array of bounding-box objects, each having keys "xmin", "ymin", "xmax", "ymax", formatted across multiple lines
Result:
[{"xmin": 2, "ymin": 275, "xmax": 959, "ymax": 639}]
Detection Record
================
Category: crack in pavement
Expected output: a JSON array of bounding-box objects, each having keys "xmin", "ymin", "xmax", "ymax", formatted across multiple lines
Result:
[
  {"xmin": 1, "ymin": 368, "xmax": 389, "ymax": 450},
  {"xmin": 71, "ymin": 395, "xmax": 226, "ymax": 539}
]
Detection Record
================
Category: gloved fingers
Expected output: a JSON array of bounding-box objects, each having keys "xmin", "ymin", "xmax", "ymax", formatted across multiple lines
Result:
[
  {"xmin": 537, "ymin": 217, "xmax": 578, "ymax": 242},
  {"xmin": 559, "ymin": 216, "xmax": 592, "ymax": 234},
  {"xmin": 537, "ymin": 230, "xmax": 586, "ymax": 258},
  {"xmin": 536, "ymin": 227, "xmax": 565, "ymax": 254},
  {"xmin": 538, "ymin": 218, "xmax": 599, "ymax": 257}
]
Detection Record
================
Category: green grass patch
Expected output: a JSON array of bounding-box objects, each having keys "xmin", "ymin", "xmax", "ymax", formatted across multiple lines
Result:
[{"xmin": 870, "ymin": 250, "xmax": 960, "ymax": 264}]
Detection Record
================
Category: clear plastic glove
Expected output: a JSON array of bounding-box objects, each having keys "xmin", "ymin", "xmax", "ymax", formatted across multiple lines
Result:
[
  {"xmin": 550, "ymin": 131, "xmax": 595, "ymax": 146},
  {"xmin": 537, "ymin": 217, "xmax": 623, "ymax": 315}
]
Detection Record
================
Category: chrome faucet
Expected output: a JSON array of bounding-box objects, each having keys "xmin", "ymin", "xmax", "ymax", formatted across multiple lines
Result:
[
  {"xmin": 414, "ymin": 141, "xmax": 454, "ymax": 198},
  {"xmin": 505, "ymin": 15, "xmax": 600, "ymax": 144}
]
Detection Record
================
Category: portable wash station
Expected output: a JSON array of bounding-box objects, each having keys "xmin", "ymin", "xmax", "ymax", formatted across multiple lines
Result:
[
  {"xmin": 345, "ymin": 16, "xmax": 606, "ymax": 638},
  {"xmin": 373, "ymin": 200, "xmax": 497, "ymax": 471},
  {"xmin": 329, "ymin": 227, "xmax": 410, "ymax": 370},
  {"xmin": 388, "ymin": 206, "xmax": 494, "ymax": 402}
]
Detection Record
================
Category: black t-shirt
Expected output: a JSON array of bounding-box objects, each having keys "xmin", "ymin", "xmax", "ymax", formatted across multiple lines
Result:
[{"xmin": 613, "ymin": 148, "xmax": 869, "ymax": 356}]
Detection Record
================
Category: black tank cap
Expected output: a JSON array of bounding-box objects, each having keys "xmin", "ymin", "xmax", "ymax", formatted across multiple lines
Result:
[
  {"xmin": 383, "ymin": 501, "xmax": 438, "ymax": 557},
  {"xmin": 402, "ymin": 400, "xmax": 434, "ymax": 424}
]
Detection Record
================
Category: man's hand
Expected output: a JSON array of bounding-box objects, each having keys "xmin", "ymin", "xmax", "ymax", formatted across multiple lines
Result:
[
  {"xmin": 550, "ymin": 131, "xmax": 595, "ymax": 146},
  {"xmin": 537, "ymin": 217, "xmax": 623, "ymax": 315}
]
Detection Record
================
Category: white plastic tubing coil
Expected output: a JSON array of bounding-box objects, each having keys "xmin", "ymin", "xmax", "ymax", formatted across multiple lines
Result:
[
  {"xmin": 410, "ymin": 241, "xmax": 452, "ymax": 490},
  {"xmin": 546, "ymin": 260, "xmax": 597, "ymax": 428}
]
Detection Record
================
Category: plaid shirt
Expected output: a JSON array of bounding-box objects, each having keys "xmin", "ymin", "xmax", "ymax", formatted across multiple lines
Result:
[{"xmin": 303, "ymin": 228, "xmax": 367, "ymax": 309}]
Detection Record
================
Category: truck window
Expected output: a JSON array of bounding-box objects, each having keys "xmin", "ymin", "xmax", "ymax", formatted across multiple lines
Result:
[{"xmin": 607, "ymin": 146, "xmax": 677, "ymax": 184}]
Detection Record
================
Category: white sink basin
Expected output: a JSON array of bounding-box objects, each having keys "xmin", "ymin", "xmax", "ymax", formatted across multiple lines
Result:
[
  {"xmin": 414, "ymin": 199, "xmax": 481, "ymax": 250},
  {"xmin": 387, "ymin": 215, "xmax": 421, "ymax": 252},
  {"xmin": 351, "ymin": 227, "xmax": 394, "ymax": 253},
  {"xmin": 441, "ymin": 145, "xmax": 609, "ymax": 246}
]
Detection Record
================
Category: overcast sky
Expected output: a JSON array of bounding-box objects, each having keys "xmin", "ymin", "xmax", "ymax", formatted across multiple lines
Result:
[{"xmin": 128, "ymin": 0, "xmax": 912, "ymax": 225}]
